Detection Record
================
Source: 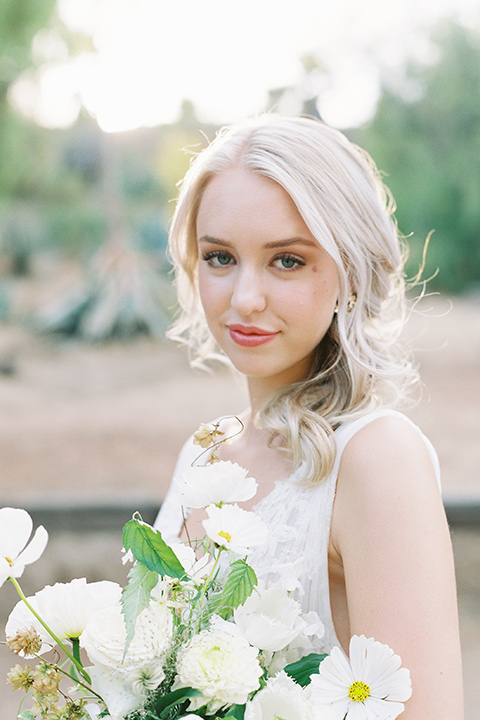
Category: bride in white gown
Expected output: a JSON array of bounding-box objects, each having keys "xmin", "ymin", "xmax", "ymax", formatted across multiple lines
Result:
[{"xmin": 154, "ymin": 115, "xmax": 463, "ymax": 719}]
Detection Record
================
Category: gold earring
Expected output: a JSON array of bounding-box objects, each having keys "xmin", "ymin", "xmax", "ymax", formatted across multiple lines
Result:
[{"xmin": 334, "ymin": 294, "xmax": 356, "ymax": 315}]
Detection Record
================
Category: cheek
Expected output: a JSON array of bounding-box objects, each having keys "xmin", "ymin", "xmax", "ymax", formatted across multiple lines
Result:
[{"xmin": 197, "ymin": 271, "xmax": 227, "ymax": 318}]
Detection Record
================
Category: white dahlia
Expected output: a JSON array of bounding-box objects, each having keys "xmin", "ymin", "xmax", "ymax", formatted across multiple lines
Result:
[
  {"xmin": 80, "ymin": 601, "xmax": 172, "ymax": 670},
  {"xmin": 175, "ymin": 627, "xmax": 262, "ymax": 713}
]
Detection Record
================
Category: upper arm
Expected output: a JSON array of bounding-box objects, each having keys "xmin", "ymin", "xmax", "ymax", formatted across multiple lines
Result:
[{"xmin": 332, "ymin": 416, "xmax": 463, "ymax": 719}]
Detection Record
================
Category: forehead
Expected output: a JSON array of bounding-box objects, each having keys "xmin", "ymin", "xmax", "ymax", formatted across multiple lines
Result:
[{"xmin": 196, "ymin": 167, "xmax": 311, "ymax": 240}]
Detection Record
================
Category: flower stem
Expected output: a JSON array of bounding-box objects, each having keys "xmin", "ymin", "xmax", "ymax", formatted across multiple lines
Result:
[
  {"xmin": 195, "ymin": 549, "xmax": 222, "ymax": 633},
  {"xmin": 8, "ymin": 577, "xmax": 91, "ymax": 684},
  {"xmin": 54, "ymin": 661, "xmax": 104, "ymax": 701}
]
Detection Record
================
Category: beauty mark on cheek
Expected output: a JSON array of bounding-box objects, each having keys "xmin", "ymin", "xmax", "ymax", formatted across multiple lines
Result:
[{"xmin": 312, "ymin": 266, "xmax": 318, "ymax": 273}]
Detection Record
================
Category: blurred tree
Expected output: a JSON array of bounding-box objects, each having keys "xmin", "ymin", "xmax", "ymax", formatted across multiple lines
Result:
[
  {"xmin": 0, "ymin": 0, "xmax": 57, "ymax": 278},
  {"xmin": 0, "ymin": 3, "xmax": 176, "ymax": 340},
  {"xmin": 0, "ymin": 0, "xmax": 57, "ymax": 110},
  {"xmin": 353, "ymin": 21, "xmax": 480, "ymax": 294}
]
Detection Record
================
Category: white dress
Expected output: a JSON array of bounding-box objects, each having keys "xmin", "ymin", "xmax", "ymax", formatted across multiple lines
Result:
[{"xmin": 154, "ymin": 409, "xmax": 440, "ymax": 654}]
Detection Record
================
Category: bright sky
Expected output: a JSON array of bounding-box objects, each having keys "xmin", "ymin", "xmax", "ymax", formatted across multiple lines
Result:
[{"xmin": 9, "ymin": 0, "xmax": 480, "ymax": 133}]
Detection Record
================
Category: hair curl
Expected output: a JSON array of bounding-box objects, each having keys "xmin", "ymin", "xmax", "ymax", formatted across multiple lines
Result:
[{"xmin": 167, "ymin": 114, "xmax": 419, "ymax": 483}]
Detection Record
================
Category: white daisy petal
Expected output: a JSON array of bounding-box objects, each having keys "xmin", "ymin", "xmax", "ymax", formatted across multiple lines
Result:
[
  {"xmin": 365, "ymin": 695, "xmax": 406, "ymax": 719},
  {"xmin": 373, "ymin": 668, "xmax": 412, "ymax": 702},
  {"xmin": 318, "ymin": 646, "xmax": 355, "ymax": 686},
  {"xmin": 347, "ymin": 701, "xmax": 373, "ymax": 719},
  {"xmin": 14, "ymin": 526, "xmax": 49, "ymax": 570},
  {"xmin": 0, "ymin": 508, "xmax": 48, "ymax": 587},
  {"xmin": 349, "ymin": 634, "xmax": 370, "ymax": 677},
  {"xmin": 0, "ymin": 508, "xmax": 33, "ymax": 557},
  {"xmin": 314, "ymin": 698, "xmax": 350, "ymax": 719}
]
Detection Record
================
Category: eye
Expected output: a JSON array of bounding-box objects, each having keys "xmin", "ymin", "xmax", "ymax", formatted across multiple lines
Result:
[
  {"xmin": 272, "ymin": 254, "xmax": 306, "ymax": 270},
  {"xmin": 201, "ymin": 250, "xmax": 235, "ymax": 267}
]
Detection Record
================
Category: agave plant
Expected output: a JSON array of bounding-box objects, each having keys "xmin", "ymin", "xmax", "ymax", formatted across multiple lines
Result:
[{"xmin": 37, "ymin": 235, "xmax": 175, "ymax": 342}]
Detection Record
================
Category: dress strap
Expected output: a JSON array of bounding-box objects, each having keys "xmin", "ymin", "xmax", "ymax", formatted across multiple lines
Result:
[{"xmin": 332, "ymin": 409, "xmax": 441, "ymax": 488}]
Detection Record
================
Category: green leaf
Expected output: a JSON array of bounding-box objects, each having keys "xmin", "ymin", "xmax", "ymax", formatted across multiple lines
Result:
[
  {"xmin": 284, "ymin": 652, "xmax": 327, "ymax": 687},
  {"xmin": 121, "ymin": 560, "xmax": 159, "ymax": 655},
  {"xmin": 221, "ymin": 704, "xmax": 245, "ymax": 720},
  {"xmin": 153, "ymin": 686, "xmax": 201, "ymax": 716},
  {"xmin": 219, "ymin": 560, "xmax": 257, "ymax": 612},
  {"xmin": 122, "ymin": 518, "xmax": 186, "ymax": 579}
]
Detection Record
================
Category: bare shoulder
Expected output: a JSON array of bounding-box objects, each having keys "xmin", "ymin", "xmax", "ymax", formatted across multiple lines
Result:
[
  {"xmin": 342, "ymin": 415, "xmax": 435, "ymax": 473},
  {"xmin": 339, "ymin": 413, "xmax": 440, "ymax": 495},
  {"xmin": 332, "ymin": 414, "xmax": 445, "ymax": 551}
]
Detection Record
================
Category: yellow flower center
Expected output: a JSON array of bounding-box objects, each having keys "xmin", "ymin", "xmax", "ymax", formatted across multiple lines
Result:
[
  {"xmin": 5, "ymin": 556, "xmax": 14, "ymax": 567},
  {"xmin": 218, "ymin": 530, "xmax": 232, "ymax": 543},
  {"xmin": 348, "ymin": 681, "xmax": 370, "ymax": 702}
]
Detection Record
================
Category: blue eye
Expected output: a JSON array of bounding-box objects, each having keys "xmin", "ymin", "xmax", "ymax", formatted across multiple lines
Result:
[
  {"xmin": 202, "ymin": 251, "xmax": 234, "ymax": 267},
  {"xmin": 273, "ymin": 254, "xmax": 305, "ymax": 270}
]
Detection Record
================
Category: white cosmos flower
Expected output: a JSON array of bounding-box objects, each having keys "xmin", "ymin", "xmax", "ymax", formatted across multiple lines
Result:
[
  {"xmin": 175, "ymin": 627, "xmax": 262, "ymax": 713},
  {"xmin": 202, "ymin": 503, "xmax": 268, "ymax": 555},
  {"xmin": 245, "ymin": 671, "xmax": 313, "ymax": 720},
  {"xmin": 234, "ymin": 583, "xmax": 310, "ymax": 652},
  {"xmin": 177, "ymin": 461, "xmax": 258, "ymax": 508},
  {"xmin": 6, "ymin": 578, "xmax": 122, "ymax": 656},
  {"xmin": 80, "ymin": 601, "xmax": 172, "ymax": 670},
  {"xmin": 310, "ymin": 635, "xmax": 412, "ymax": 720},
  {"xmin": 0, "ymin": 507, "xmax": 48, "ymax": 588}
]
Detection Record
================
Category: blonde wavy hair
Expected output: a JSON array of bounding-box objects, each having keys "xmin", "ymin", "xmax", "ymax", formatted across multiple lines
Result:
[{"xmin": 167, "ymin": 114, "xmax": 419, "ymax": 483}]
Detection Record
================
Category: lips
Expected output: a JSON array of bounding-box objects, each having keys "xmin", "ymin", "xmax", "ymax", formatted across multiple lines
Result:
[{"xmin": 228, "ymin": 324, "xmax": 279, "ymax": 347}]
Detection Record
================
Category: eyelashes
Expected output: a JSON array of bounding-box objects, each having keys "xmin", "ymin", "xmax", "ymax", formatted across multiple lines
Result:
[
  {"xmin": 201, "ymin": 250, "xmax": 306, "ymax": 271},
  {"xmin": 272, "ymin": 254, "xmax": 306, "ymax": 270},
  {"xmin": 201, "ymin": 250, "xmax": 234, "ymax": 267}
]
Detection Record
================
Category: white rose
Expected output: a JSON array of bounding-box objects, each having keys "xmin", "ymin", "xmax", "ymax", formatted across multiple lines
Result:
[
  {"xmin": 245, "ymin": 671, "xmax": 313, "ymax": 720},
  {"xmin": 202, "ymin": 504, "xmax": 268, "ymax": 555},
  {"xmin": 175, "ymin": 628, "xmax": 262, "ymax": 712},
  {"xmin": 80, "ymin": 601, "xmax": 172, "ymax": 669},
  {"xmin": 177, "ymin": 461, "xmax": 258, "ymax": 508},
  {"xmin": 234, "ymin": 583, "xmax": 309, "ymax": 652}
]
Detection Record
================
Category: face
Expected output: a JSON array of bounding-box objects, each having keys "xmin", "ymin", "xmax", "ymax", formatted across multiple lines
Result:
[{"xmin": 196, "ymin": 166, "xmax": 339, "ymax": 392}]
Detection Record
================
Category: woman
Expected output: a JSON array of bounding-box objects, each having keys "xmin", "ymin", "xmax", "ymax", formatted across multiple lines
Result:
[{"xmin": 155, "ymin": 115, "xmax": 463, "ymax": 718}]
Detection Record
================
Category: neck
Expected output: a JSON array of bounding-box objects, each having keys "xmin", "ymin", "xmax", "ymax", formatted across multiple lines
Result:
[{"xmin": 246, "ymin": 377, "xmax": 281, "ymax": 417}]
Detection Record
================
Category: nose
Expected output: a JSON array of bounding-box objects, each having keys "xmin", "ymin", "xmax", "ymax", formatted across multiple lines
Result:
[{"xmin": 230, "ymin": 266, "xmax": 267, "ymax": 316}]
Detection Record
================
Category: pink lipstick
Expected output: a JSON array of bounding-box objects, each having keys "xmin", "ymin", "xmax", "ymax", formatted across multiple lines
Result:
[{"xmin": 228, "ymin": 324, "xmax": 279, "ymax": 347}]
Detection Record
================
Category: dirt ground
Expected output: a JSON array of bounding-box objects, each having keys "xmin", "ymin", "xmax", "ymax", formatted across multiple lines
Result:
[{"xmin": 0, "ymin": 292, "xmax": 479, "ymax": 716}]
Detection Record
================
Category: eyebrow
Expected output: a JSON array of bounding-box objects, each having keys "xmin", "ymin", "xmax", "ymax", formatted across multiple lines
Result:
[{"xmin": 197, "ymin": 235, "xmax": 318, "ymax": 249}]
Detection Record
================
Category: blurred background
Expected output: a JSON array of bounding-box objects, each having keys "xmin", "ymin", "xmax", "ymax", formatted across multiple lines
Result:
[{"xmin": 0, "ymin": 0, "xmax": 479, "ymax": 715}]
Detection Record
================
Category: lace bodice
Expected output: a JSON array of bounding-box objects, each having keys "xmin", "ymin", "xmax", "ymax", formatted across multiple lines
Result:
[{"xmin": 154, "ymin": 409, "xmax": 440, "ymax": 654}]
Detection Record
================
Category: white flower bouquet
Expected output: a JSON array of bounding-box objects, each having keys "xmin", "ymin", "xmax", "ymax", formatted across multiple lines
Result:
[{"xmin": 1, "ymin": 429, "xmax": 412, "ymax": 720}]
